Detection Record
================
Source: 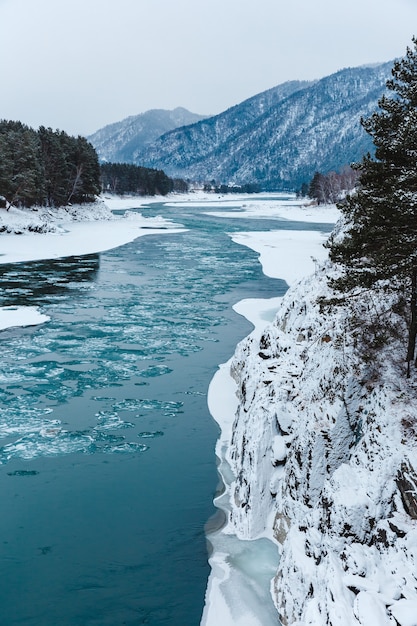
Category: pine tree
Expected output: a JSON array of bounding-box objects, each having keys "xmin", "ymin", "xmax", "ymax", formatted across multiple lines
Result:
[
  {"xmin": 328, "ymin": 38, "xmax": 417, "ymax": 376},
  {"xmin": 38, "ymin": 127, "xmax": 70, "ymax": 206},
  {"xmin": 65, "ymin": 136, "xmax": 101, "ymax": 203},
  {"xmin": 0, "ymin": 121, "xmax": 44, "ymax": 206},
  {"xmin": 308, "ymin": 171, "xmax": 327, "ymax": 204}
]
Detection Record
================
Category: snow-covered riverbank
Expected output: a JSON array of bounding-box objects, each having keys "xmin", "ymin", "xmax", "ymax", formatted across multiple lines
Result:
[
  {"xmin": 0, "ymin": 198, "xmax": 184, "ymax": 264},
  {"xmin": 0, "ymin": 192, "xmax": 331, "ymax": 334},
  {"xmin": 8, "ymin": 193, "xmax": 399, "ymax": 626},
  {"xmin": 201, "ymin": 196, "xmax": 417, "ymax": 626},
  {"xmin": 202, "ymin": 200, "xmax": 339, "ymax": 625}
]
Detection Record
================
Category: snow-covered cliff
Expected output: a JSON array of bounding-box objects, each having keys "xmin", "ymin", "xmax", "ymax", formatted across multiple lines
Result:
[{"xmin": 227, "ymin": 258, "xmax": 417, "ymax": 625}]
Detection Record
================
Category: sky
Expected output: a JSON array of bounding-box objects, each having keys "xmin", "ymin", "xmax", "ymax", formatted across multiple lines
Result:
[{"xmin": 0, "ymin": 0, "xmax": 416, "ymax": 137}]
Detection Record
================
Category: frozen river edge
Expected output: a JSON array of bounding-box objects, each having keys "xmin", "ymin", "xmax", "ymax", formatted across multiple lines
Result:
[{"xmin": 200, "ymin": 201, "xmax": 339, "ymax": 626}]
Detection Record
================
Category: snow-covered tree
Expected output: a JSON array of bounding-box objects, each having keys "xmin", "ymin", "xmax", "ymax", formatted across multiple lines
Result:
[{"xmin": 328, "ymin": 38, "xmax": 417, "ymax": 376}]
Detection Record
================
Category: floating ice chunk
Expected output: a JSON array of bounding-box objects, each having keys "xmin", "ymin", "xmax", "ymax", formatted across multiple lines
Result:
[
  {"xmin": 95, "ymin": 411, "xmax": 135, "ymax": 430},
  {"xmin": 103, "ymin": 442, "xmax": 148, "ymax": 454},
  {"xmin": 0, "ymin": 306, "xmax": 50, "ymax": 330},
  {"xmin": 139, "ymin": 365, "xmax": 173, "ymax": 378}
]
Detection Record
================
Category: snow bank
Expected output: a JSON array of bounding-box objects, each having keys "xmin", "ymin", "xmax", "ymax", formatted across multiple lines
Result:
[
  {"xmin": 204, "ymin": 194, "xmax": 417, "ymax": 626},
  {"xmin": 0, "ymin": 198, "xmax": 184, "ymax": 264},
  {"xmin": 165, "ymin": 193, "xmax": 339, "ymax": 224},
  {"xmin": 205, "ymin": 200, "xmax": 339, "ymax": 224},
  {"xmin": 0, "ymin": 197, "xmax": 184, "ymax": 331},
  {"xmin": 203, "ymin": 215, "xmax": 337, "ymax": 624},
  {"xmin": 216, "ymin": 250, "xmax": 417, "ymax": 625},
  {"xmin": 231, "ymin": 230, "xmax": 329, "ymax": 284},
  {"xmin": 0, "ymin": 199, "xmax": 114, "ymax": 235},
  {"xmin": 102, "ymin": 190, "xmax": 221, "ymax": 210}
]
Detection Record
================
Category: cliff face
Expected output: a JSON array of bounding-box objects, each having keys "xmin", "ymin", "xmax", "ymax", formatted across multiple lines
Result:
[{"xmin": 226, "ymin": 260, "xmax": 417, "ymax": 625}]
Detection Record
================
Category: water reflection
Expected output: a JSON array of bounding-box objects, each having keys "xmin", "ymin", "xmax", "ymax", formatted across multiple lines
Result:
[{"xmin": 0, "ymin": 254, "xmax": 100, "ymax": 306}]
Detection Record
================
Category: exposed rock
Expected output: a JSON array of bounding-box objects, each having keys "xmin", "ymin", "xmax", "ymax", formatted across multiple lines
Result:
[
  {"xmin": 396, "ymin": 461, "xmax": 417, "ymax": 519},
  {"xmin": 224, "ymin": 260, "xmax": 417, "ymax": 624}
]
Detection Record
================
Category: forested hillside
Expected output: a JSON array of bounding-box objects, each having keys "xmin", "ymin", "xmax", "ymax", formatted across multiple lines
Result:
[
  {"xmin": 88, "ymin": 107, "xmax": 208, "ymax": 164},
  {"xmin": 108, "ymin": 63, "xmax": 393, "ymax": 190},
  {"xmin": 0, "ymin": 121, "xmax": 101, "ymax": 207},
  {"xmin": 0, "ymin": 120, "xmax": 187, "ymax": 208}
]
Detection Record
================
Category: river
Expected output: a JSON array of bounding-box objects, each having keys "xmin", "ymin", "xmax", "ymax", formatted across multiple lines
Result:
[{"xmin": 0, "ymin": 196, "xmax": 332, "ymax": 625}]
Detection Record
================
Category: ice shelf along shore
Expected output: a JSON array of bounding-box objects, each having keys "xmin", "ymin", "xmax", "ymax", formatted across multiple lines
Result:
[
  {"xmin": 202, "ymin": 201, "xmax": 338, "ymax": 626},
  {"xmin": 203, "ymin": 195, "xmax": 417, "ymax": 626}
]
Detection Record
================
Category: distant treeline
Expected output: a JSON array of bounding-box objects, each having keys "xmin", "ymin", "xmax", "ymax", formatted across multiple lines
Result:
[
  {"xmin": 203, "ymin": 182, "xmax": 261, "ymax": 194},
  {"xmin": 299, "ymin": 165, "xmax": 360, "ymax": 204},
  {"xmin": 100, "ymin": 162, "xmax": 188, "ymax": 196},
  {"xmin": 0, "ymin": 120, "xmax": 101, "ymax": 207}
]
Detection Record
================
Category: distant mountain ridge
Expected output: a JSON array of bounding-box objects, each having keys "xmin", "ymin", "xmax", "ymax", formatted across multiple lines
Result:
[
  {"xmin": 88, "ymin": 107, "xmax": 208, "ymax": 163},
  {"xmin": 131, "ymin": 80, "xmax": 314, "ymax": 179},
  {"xmin": 89, "ymin": 62, "xmax": 394, "ymax": 189}
]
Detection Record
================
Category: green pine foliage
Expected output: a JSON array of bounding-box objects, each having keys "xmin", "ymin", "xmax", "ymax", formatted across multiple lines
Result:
[
  {"xmin": 0, "ymin": 121, "xmax": 101, "ymax": 207},
  {"xmin": 0, "ymin": 119, "xmax": 187, "ymax": 205},
  {"xmin": 327, "ymin": 38, "xmax": 417, "ymax": 375}
]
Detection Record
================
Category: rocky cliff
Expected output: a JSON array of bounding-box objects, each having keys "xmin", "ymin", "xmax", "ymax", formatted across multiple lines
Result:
[{"xmin": 226, "ymin": 255, "xmax": 417, "ymax": 624}]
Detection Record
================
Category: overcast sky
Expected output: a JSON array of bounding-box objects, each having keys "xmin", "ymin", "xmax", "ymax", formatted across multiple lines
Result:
[{"xmin": 0, "ymin": 0, "xmax": 416, "ymax": 136}]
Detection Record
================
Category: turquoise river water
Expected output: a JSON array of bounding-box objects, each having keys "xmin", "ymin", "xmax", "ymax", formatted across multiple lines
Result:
[{"xmin": 0, "ymin": 198, "xmax": 332, "ymax": 625}]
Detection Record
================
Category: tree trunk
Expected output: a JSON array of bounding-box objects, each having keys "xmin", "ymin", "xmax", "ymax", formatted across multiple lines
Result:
[
  {"xmin": 407, "ymin": 267, "xmax": 417, "ymax": 377},
  {"xmin": 67, "ymin": 164, "xmax": 83, "ymax": 204}
]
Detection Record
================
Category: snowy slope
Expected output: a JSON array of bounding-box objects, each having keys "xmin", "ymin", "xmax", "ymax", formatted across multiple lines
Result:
[
  {"xmin": 87, "ymin": 107, "xmax": 208, "ymax": 163},
  {"xmin": 134, "ymin": 63, "xmax": 392, "ymax": 189},
  {"xmin": 225, "ymin": 245, "xmax": 417, "ymax": 624},
  {"xmin": 0, "ymin": 198, "xmax": 184, "ymax": 263}
]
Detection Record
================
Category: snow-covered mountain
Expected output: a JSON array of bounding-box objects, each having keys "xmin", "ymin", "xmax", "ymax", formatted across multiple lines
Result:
[
  {"xmin": 87, "ymin": 107, "xmax": 208, "ymax": 163},
  {"xmin": 97, "ymin": 62, "xmax": 391, "ymax": 190},
  {"xmin": 225, "ymin": 237, "xmax": 417, "ymax": 624}
]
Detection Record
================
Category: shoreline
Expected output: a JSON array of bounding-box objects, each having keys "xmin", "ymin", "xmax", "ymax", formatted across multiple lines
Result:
[
  {"xmin": 0, "ymin": 198, "xmax": 185, "ymax": 265},
  {"xmin": 201, "ymin": 203, "xmax": 339, "ymax": 625},
  {"xmin": 0, "ymin": 195, "xmax": 185, "ymax": 331}
]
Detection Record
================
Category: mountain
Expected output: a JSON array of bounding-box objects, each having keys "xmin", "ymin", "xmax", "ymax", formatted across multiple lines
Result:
[
  {"xmin": 89, "ymin": 62, "xmax": 394, "ymax": 190},
  {"xmin": 87, "ymin": 107, "xmax": 208, "ymax": 163},
  {"xmin": 128, "ymin": 62, "xmax": 392, "ymax": 190}
]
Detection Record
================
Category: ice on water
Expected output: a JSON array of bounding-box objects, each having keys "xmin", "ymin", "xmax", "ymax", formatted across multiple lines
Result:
[{"xmin": 203, "ymin": 532, "xmax": 280, "ymax": 626}]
